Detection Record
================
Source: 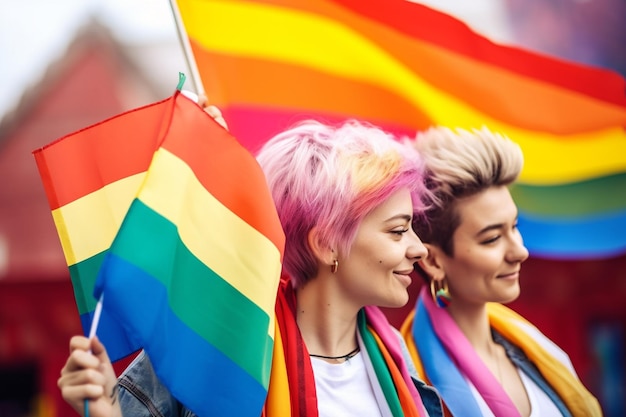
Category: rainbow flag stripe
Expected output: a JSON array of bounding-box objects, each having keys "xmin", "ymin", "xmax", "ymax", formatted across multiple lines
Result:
[{"xmin": 176, "ymin": 0, "xmax": 626, "ymax": 259}]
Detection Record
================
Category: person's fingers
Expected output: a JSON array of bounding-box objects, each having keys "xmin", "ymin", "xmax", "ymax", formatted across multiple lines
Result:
[
  {"xmin": 59, "ymin": 336, "xmax": 122, "ymax": 417},
  {"xmin": 197, "ymin": 93, "xmax": 209, "ymax": 108},
  {"xmin": 69, "ymin": 335, "xmax": 91, "ymax": 354},
  {"xmin": 180, "ymin": 89, "xmax": 229, "ymax": 129},
  {"xmin": 204, "ymin": 105, "xmax": 229, "ymax": 130},
  {"xmin": 90, "ymin": 337, "xmax": 111, "ymax": 364},
  {"xmin": 58, "ymin": 367, "xmax": 107, "ymax": 391},
  {"xmin": 59, "ymin": 382, "xmax": 109, "ymax": 417},
  {"xmin": 204, "ymin": 105, "xmax": 219, "ymax": 118},
  {"xmin": 59, "ymin": 383, "xmax": 104, "ymax": 402},
  {"xmin": 63, "ymin": 348, "xmax": 101, "ymax": 374},
  {"xmin": 89, "ymin": 337, "xmax": 119, "ymax": 395}
]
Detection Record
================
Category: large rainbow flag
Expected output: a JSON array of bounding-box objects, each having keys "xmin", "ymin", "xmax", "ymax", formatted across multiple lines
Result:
[
  {"xmin": 175, "ymin": 0, "xmax": 626, "ymax": 259},
  {"xmin": 34, "ymin": 83, "xmax": 285, "ymax": 416}
]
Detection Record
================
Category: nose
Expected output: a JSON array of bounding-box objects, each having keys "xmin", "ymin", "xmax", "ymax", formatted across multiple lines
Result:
[
  {"xmin": 507, "ymin": 231, "xmax": 529, "ymax": 264},
  {"xmin": 407, "ymin": 228, "xmax": 428, "ymax": 261}
]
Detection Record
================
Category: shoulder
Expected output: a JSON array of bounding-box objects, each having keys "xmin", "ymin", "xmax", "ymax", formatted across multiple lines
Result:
[
  {"xmin": 489, "ymin": 303, "xmax": 578, "ymax": 375},
  {"xmin": 492, "ymin": 324, "xmax": 577, "ymax": 376},
  {"xmin": 391, "ymin": 328, "xmax": 443, "ymax": 417},
  {"xmin": 390, "ymin": 328, "xmax": 418, "ymax": 378}
]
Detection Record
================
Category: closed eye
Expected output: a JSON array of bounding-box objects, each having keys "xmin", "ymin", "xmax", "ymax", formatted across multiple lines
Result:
[{"xmin": 481, "ymin": 235, "xmax": 501, "ymax": 244}]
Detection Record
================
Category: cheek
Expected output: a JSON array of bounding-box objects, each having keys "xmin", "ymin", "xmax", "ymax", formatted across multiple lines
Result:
[
  {"xmin": 460, "ymin": 255, "xmax": 499, "ymax": 279},
  {"xmin": 446, "ymin": 255, "xmax": 483, "ymax": 278}
]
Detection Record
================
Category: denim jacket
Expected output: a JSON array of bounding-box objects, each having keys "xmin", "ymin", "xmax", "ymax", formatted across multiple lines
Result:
[
  {"xmin": 493, "ymin": 330, "xmax": 572, "ymax": 417},
  {"xmin": 118, "ymin": 338, "xmax": 443, "ymax": 417}
]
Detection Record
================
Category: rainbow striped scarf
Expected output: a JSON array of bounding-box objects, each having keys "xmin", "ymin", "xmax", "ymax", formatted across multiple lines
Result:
[
  {"xmin": 401, "ymin": 287, "xmax": 601, "ymax": 417},
  {"xmin": 265, "ymin": 279, "xmax": 428, "ymax": 417}
]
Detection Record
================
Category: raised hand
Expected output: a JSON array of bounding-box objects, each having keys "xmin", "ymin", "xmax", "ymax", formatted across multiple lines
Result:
[{"xmin": 58, "ymin": 336, "xmax": 122, "ymax": 417}]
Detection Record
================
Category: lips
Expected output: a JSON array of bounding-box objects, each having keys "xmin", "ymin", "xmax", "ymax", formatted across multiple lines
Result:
[{"xmin": 393, "ymin": 270, "xmax": 414, "ymax": 286}]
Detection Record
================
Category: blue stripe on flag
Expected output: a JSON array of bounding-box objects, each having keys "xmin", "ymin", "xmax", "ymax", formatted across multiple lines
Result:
[
  {"xmin": 96, "ymin": 253, "xmax": 268, "ymax": 417},
  {"xmin": 519, "ymin": 210, "xmax": 626, "ymax": 259},
  {"xmin": 80, "ymin": 311, "xmax": 140, "ymax": 362}
]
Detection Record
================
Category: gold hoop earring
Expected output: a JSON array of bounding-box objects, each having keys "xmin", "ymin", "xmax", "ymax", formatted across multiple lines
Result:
[
  {"xmin": 430, "ymin": 279, "xmax": 451, "ymax": 308},
  {"xmin": 331, "ymin": 259, "xmax": 339, "ymax": 274}
]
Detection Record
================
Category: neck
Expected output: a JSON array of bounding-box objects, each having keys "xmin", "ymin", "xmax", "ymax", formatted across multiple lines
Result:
[
  {"xmin": 446, "ymin": 301, "xmax": 492, "ymax": 351},
  {"xmin": 447, "ymin": 301, "xmax": 505, "ymax": 384},
  {"xmin": 295, "ymin": 276, "xmax": 360, "ymax": 358},
  {"xmin": 309, "ymin": 346, "xmax": 361, "ymax": 362}
]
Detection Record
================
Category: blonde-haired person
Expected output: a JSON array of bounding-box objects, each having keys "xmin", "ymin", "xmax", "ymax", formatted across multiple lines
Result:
[
  {"xmin": 401, "ymin": 126, "xmax": 602, "ymax": 417},
  {"xmin": 58, "ymin": 118, "xmax": 444, "ymax": 417}
]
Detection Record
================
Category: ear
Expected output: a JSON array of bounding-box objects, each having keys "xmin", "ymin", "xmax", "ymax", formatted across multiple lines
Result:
[
  {"xmin": 418, "ymin": 243, "xmax": 446, "ymax": 281},
  {"xmin": 307, "ymin": 227, "xmax": 334, "ymax": 266}
]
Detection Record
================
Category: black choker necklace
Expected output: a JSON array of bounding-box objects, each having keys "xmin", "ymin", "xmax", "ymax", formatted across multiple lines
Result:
[{"xmin": 309, "ymin": 346, "xmax": 360, "ymax": 361}]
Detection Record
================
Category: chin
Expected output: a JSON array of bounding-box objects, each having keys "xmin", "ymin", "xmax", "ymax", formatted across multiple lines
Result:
[
  {"xmin": 379, "ymin": 292, "xmax": 410, "ymax": 309},
  {"xmin": 500, "ymin": 289, "xmax": 521, "ymax": 304}
]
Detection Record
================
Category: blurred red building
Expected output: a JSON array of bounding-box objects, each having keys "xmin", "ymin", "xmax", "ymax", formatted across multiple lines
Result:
[{"xmin": 0, "ymin": 20, "xmax": 184, "ymax": 416}]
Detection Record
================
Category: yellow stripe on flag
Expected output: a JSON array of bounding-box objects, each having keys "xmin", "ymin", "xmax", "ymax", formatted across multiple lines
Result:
[
  {"xmin": 139, "ymin": 148, "xmax": 282, "ymax": 323},
  {"xmin": 52, "ymin": 173, "xmax": 146, "ymax": 266}
]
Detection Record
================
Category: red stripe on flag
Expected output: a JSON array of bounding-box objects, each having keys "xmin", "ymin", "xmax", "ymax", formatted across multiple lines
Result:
[
  {"xmin": 163, "ymin": 95, "xmax": 285, "ymax": 250},
  {"xmin": 330, "ymin": 0, "xmax": 626, "ymax": 106},
  {"xmin": 33, "ymin": 98, "xmax": 172, "ymax": 209}
]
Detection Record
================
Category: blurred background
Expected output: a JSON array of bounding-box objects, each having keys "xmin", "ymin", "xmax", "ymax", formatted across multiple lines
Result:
[{"xmin": 0, "ymin": 0, "xmax": 624, "ymax": 416}]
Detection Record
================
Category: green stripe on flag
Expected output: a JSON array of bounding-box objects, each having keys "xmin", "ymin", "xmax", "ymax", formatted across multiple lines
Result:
[
  {"xmin": 512, "ymin": 172, "xmax": 626, "ymax": 217},
  {"xmin": 69, "ymin": 251, "xmax": 107, "ymax": 315},
  {"xmin": 111, "ymin": 200, "xmax": 274, "ymax": 385}
]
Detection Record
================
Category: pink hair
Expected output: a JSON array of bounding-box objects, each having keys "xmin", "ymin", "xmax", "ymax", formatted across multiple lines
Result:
[{"xmin": 256, "ymin": 119, "xmax": 427, "ymax": 288}]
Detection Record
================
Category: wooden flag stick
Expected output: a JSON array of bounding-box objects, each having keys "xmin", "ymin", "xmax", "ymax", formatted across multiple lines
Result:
[{"xmin": 168, "ymin": 0, "xmax": 206, "ymax": 98}]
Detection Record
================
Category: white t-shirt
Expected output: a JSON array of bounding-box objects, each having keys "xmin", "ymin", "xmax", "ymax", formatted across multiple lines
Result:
[
  {"xmin": 520, "ymin": 367, "xmax": 563, "ymax": 417},
  {"xmin": 469, "ymin": 367, "xmax": 563, "ymax": 416},
  {"xmin": 311, "ymin": 352, "xmax": 384, "ymax": 417}
]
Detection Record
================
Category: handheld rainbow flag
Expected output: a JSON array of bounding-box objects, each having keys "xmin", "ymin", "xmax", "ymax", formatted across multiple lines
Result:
[
  {"xmin": 34, "ymin": 78, "xmax": 285, "ymax": 416},
  {"xmin": 174, "ymin": 0, "xmax": 626, "ymax": 259}
]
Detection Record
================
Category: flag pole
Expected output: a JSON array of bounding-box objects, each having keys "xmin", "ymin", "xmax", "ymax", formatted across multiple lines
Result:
[
  {"xmin": 84, "ymin": 294, "xmax": 104, "ymax": 417},
  {"xmin": 168, "ymin": 0, "xmax": 206, "ymax": 97},
  {"xmin": 88, "ymin": 294, "xmax": 104, "ymax": 340}
]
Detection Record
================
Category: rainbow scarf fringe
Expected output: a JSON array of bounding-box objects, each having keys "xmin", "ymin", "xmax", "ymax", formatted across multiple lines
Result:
[
  {"xmin": 265, "ymin": 279, "xmax": 427, "ymax": 417},
  {"xmin": 401, "ymin": 287, "xmax": 602, "ymax": 417}
]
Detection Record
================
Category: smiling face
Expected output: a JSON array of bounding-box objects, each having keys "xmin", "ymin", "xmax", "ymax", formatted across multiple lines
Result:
[
  {"xmin": 429, "ymin": 186, "xmax": 529, "ymax": 308},
  {"xmin": 337, "ymin": 188, "xmax": 427, "ymax": 309}
]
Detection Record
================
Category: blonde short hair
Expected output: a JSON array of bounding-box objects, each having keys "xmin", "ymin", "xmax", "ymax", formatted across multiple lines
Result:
[{"xmin": 410, "ymin": 126, "xmax": 523, "ymax": 255}]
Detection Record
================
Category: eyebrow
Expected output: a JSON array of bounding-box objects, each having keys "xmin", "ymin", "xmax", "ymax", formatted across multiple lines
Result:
[
  {"xmin": 475, "ymin": 216, "xmax": 519, "ymax": 237},
  {"xmin": 476, "ymin": 224, "xmax": 504, "ymax": 236},
  {"xmin": 385, "ymin": 214, "xmax": 412, "ymax": 223}
]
